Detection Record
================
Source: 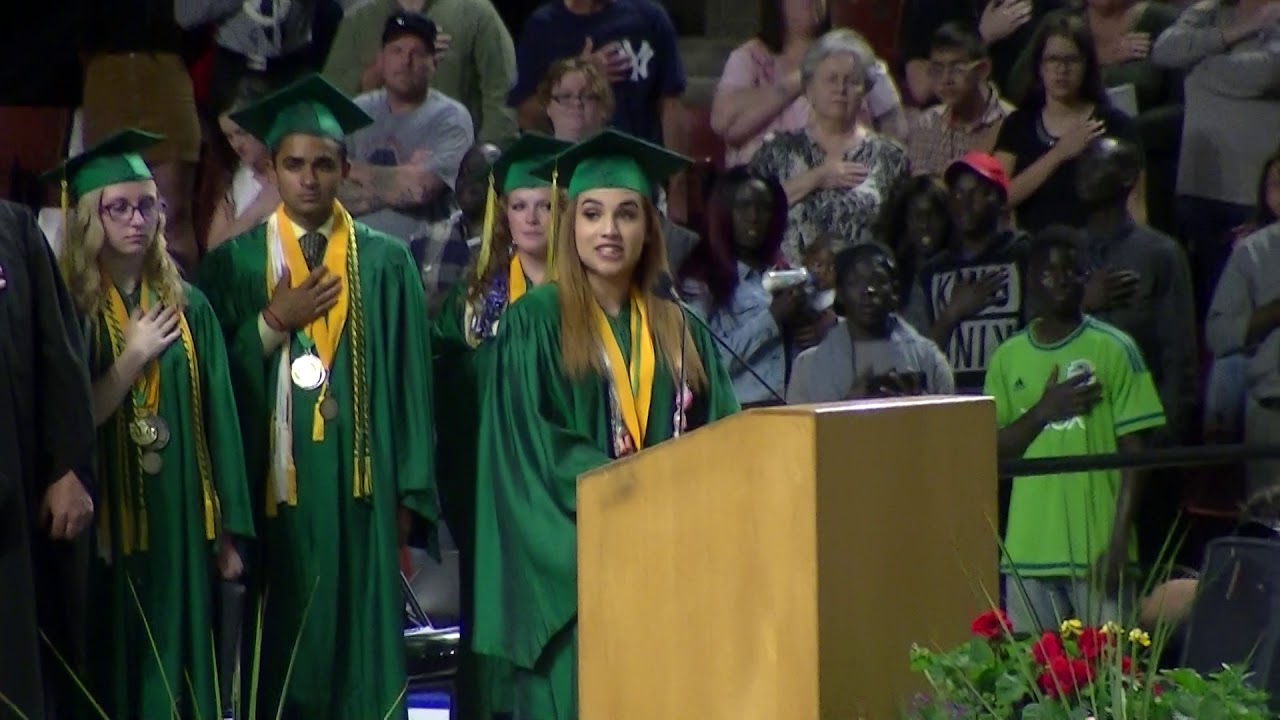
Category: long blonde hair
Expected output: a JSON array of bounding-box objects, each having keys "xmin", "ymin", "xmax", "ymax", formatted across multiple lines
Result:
[
  {"xmin": 59, "ymin": 181, "xmax": 187, "ymax": 320},
  {"xmin": 554, "ymin": 195, "xmax": 707, "ymax": 391}
]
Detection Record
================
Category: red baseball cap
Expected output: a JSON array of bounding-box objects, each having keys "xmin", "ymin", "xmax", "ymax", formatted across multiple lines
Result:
[{"xmin": 945, "ymin": 151, "xmax": 1009, "ymax": 199}]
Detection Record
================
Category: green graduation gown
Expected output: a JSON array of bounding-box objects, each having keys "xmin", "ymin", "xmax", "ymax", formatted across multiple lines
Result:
[
  {"xmin": 86, "ymin": 283, "xmax": 256, "ymax": 720},
  {"xmin": 197, "ymin": 222, "xmax": 438, "ymax": 720},
  {"xmin": 432, "ymin": 282, "xmax": 518, "ymax": 719},
  {"xmin": 471, "ymin": 284, "xmax": 740, "ymax": 720}
]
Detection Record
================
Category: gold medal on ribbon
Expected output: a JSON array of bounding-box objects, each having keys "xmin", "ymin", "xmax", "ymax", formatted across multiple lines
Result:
[
  {"xmin": 141, "ymin": 451, "xmax": 163, "ymax": 475},
  {"xmin": 291, "ymin": 352, "xmax": 327, "ymax": 390},
  {"xmin": 319, "ymin": 396, "xmax": 339, "ymax": 420}
]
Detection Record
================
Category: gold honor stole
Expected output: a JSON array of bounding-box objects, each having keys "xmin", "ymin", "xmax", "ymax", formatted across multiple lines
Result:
[
  {"xmin": 592, "ymin": 291, "xmax": 655, "ymax": 450},
  {"xmin": 100, "ymin": 281, "xmax": 219, "ymax": 557},
  {"xmin": 264, "ymin": 201, "xmax": 372, "ymax": 516},
  {"xmin": 509, "ymin": 255, "xmax": 528, "ymax": 303}
]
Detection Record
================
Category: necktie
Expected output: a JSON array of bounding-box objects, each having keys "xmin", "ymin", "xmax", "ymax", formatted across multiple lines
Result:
[{"xmin": 299, "ymin": 232, "xmax": 328, "ymax": 270}]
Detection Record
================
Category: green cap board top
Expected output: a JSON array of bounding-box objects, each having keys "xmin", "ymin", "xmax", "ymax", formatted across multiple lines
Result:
[
  {"xmin": 229, "ymin": 73, "xmax": 373, "ymax": 150},
  {"xmin": 40, "ymin": 129, "xmax": 164, "ymax": 201},
  {"xmin": 495, "ymin": 133, "xmax": 573, "ymax": 195},
  {"xmin": 530, "ymin": 129, "xmax": 691, "ymax": 198}
]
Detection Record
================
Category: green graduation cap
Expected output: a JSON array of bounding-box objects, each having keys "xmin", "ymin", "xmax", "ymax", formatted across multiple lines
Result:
[
  {"xmin": 229, "ymin": 73, "xmax": 373, "ymax": 150},
  {"xmin": 495, "ymin": 133, "xmax": 573, "ymax": 195},
  {"xmin": 531, "ymin": 129, "xmax": 691, "ymax": 198},
  {"xmin": 41, "ymin": 129, "xmax": 163, "ymax": 201}
]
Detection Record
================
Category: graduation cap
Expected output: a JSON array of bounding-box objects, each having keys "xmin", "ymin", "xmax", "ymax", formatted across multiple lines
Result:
[
  {"xmin": 476, "ymin": 133, "xmax": 574, "ymax": 279},
  {"xmin": 228, "ymin": 73, "xmax": 373, "ymax": 150},
  {"xmin": 40, "ymin": 129, "xmax": 163, "ymax": 203},
  {"xmin": 530, "ymin": 128, "xmax": 691, "ymax": 199}
]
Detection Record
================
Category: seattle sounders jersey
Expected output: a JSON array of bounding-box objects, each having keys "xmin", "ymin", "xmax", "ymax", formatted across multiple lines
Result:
[{"xmin": 984, "ymin": 316, "xmax": 1166, "ymax": 578}]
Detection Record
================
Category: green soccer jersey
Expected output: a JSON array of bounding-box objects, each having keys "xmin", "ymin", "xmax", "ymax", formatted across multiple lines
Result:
[{"xmin": 984, "ymin": 316, "xmax": 1166, "ymax": 578}]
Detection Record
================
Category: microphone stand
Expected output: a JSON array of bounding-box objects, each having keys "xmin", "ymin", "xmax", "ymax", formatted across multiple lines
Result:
[
  {"xmin": 675, "ymin": 307, "xmax": 687, "ymax": 437},
  {"xmin": 655, "ymin": 275, "xmax": 788, "ymax": 406}
]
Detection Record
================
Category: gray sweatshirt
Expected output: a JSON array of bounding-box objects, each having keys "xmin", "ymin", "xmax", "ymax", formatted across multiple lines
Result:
[
  {"xmin": 1151, "ymin": 0, "xmax": 1280, "ymax": 205},
  {"xmin": 1206, "ymin": 223, "xmax": 1280, "ymax": 401}
]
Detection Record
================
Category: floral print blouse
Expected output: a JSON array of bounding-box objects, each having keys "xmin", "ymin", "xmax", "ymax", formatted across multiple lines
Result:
[{"xmin": 751, "ymin": 129, "xmax": 910, "ymax": 267}]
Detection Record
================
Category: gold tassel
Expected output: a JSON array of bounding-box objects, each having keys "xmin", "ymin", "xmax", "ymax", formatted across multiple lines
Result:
[
  {"xmin": 476, "ymin": 172, "xmax": 497, "ymax": 279},
  {"xmin": 547, "ymin": 166, "xmax": 559, "ymax": 278}
]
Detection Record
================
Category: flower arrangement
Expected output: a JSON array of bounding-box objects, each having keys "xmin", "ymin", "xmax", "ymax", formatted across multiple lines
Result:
[{"xmin": 908, "ymin": 610, "xmax": 1269, "ymax": 719}]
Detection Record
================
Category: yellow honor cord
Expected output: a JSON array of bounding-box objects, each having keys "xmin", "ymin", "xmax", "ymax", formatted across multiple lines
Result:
[
  {"xmin": 547, "ymin": 167, "xmax": 559, "ymax": 278},
  {"xmin": 476, "ymin": 172, "xmax": 497, "ymax": 279},
  {"xmin": 508, "ymin": 255, "xmax": 527, "ymax": 303},
  {"xmin": 591, "ymin": 292, "xmax": 655, "ymax": 450}
]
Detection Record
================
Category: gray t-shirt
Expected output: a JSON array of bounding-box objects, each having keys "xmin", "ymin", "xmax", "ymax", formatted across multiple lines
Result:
[
  {"xmin": 346, "ymin": 88, "xmax": 475, "ymax": 243},
  {"xmin": 786, "ymin": 317, "xmax": 955, "ymax": 404}
]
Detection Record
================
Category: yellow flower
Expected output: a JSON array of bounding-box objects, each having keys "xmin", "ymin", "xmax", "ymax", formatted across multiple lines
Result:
[
  {"xmin": 1060, "ymin": 619, "xmax": 1084, "ymax": 638},
  {"xmin": 1100, "ymin": 621, "xmax": 1124, "ymax": 636},
  {"xmin": 1128, "ymin": 628, "xmax": 1151, "ymax": 648}
]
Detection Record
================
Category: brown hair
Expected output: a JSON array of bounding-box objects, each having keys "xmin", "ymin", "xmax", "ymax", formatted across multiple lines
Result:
[
  {"xmin": 553, "ymin": 195, "xmax": 707, "ymax": 391},
  {"xmin": 60, "ymin": 181, "xmax": 186, "ymax": 318},
  {"xmin": 536, "ymin": 57, "xmax": 616, "ymax": 119},
  {"xmin": 464, "ymin": 188, "xmax": 567, "ymax": 304}
]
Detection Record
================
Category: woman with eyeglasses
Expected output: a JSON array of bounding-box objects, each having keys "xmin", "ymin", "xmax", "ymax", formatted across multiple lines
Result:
[
  {"xmin": 48, "ymin": 129, "xmax": 254, "ymax": 720},
  {"xmin": 537, "ymin": 57, "xmax": 615, "ymax": 142},
  {"xmin": 471, "ymin": 130, "xmax": 739, "ymax": 719},
  {"xmin": 994, "ymin": 11, "xmax": 1142, "ymax": 233}
]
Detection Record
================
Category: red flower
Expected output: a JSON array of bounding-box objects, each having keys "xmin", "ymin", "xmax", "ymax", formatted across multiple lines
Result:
[
  {"xmin": 970, "ymin": 609, "xmax": 1013, "ymax": 640},
  {"xmin": 1078, "ymin": 628, "xmax": 1111, "ymax": 660},
  {"xmin": 1037, "ymin": 656, "xmax": 1095, "ymax": 698},
  {"xmin": 1121, "ymin": 656, "xmax": 1136, "ymax": 675},
  {"xmin": 1032, "ymin": 631, "xmax": 1064, "ymax": 665}
]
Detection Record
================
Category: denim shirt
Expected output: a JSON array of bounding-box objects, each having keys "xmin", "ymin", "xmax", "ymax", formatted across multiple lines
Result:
[{"xmin": 682, "ymin": 262, "xmax": 786, "ymax": 405}]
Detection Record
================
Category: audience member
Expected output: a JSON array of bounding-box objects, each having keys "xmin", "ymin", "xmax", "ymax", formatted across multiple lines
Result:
[
  {"xmin": 340, "ymin": 14, "xmax": 475, "ymax": 250},
  {"xmin": 1151, "ymin": 0, "xmax": 1280, "ymax": 318},
  {"xmin": 322, "ymin": 0, "xmax": 519, "ymax": 144},
  {"xmin": 415, "ymin": 142, "xmax": 499, "ymax": 314},
  {"xmin": 995, "ymin": 11, "xmax": 1141, "ymax": 233},
  {"xmin": 906, "ymin": 23, "xmax": 1014, "ymax": 177},
  {"xmin": 206, "ymin": 93, "xmax": 280, "ymax": 251},
  {"xmin": 681, "ymin": 168, "xmax": 792, "ymax": 407},
  {"xmin": 751, "ymin": 29, "xmax": 910, "ymax": 266},
  {"xmin": 538, "ymin": 57, "xmax": 616, "ymax": 142},
  {"xmin": 0, "ymin": 5, "xmax": 82, "ymax": 207},
  {"xmin": 176, "ymin": 0, "xmax": 331, "ymax": 117},
  {"xmin": 82, "ymin": 1, "xmax": 202, "ymax": 274},
  {"xmin": 1206, "ymin": 194, "xmax": 1280, "ymax": 500},
  {"xmin": 508, "ymin": 0, "xmax": 686, "ymax": 146},
  {"xmin": 910, "ymin": 152, "xmax": 1029, "ymax": 393},
  {"xmin": 712, "ymin": 0, "xmax": 909, "ymax": 167},
  {"xmin": 988, "ymin": 225, "xmax": 1165, "ymax": 633},
  {"xmin": 898, "ymin": 0, "xmax": 1072, "ymax": 105},
  {"xmin": 1084, "ymin": 0, "xmax": 1184, "ymax": 236},
  {"xmin": 878, "ymin": 175, "xmax": 952, "ymax": 311},
  {"xmin": 788, "ymin": 243, "xmax": 954, "ymax": 403},
  {"xmin": 1077, "ymin": 137, "xmax": 1197, "ymax": 441}
]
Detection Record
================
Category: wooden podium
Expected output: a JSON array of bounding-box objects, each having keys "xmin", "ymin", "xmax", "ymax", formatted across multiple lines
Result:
[{"xmin": 577, "ymin": 396, "xmax": 998, "ymax": 719}]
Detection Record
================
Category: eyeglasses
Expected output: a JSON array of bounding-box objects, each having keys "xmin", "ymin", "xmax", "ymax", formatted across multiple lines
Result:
[
  {"xmin": 99, "ymin": 197, "xmax": 163, "ymax": 224},
  {"xmin": 551, "ymin": 92, "xmax": 602, "ymax": 107},
  {"xmin": 926, "ymin": 60, "xmax": 982, "ymax": 79},
  {"xmin": 1041, "ymin": 54, "xmax": 1084, "ymax": 71}
]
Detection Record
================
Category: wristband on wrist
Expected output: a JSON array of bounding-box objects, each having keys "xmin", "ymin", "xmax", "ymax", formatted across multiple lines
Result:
[{"xmin": 262, "ymin": 308, "xmax": 287, "ymax": 333}]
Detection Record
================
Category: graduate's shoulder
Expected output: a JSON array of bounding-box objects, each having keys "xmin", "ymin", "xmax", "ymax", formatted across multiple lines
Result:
[
  {"xmin": 499, "ymin": 283, "xmax": 562, "ymax": 335},
  {"xmin": 351, "ymin": 221, "xmax": 417, "ymax": 270},
  {"xmin": 201, "ymin": 224, "xmax": 269, "ymax": 277}
]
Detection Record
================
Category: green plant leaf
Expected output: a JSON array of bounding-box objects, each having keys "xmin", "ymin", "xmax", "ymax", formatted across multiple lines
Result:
[{"xmin": 995, "ymin": 672, "xmax": 1029, "ymax": 706}]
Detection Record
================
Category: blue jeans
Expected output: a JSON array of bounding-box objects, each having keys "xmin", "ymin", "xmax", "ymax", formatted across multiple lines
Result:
[{"xmin": 1004, "ymin": 576, "xmax": 1131, "ymax": 634}]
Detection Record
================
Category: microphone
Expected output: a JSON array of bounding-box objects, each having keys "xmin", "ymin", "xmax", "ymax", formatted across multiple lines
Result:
[{"xmin": 653, "ymin": 273, "xmax": 788, "ymax": 406}]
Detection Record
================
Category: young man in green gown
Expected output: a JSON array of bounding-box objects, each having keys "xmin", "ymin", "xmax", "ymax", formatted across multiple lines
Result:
[
  {"xmin": 196, "ymin": 74, "xmax": 438, "ymax": 720},
  {"xmin": 471, "ymin": 130, "xmax": 740, "ymax": 719},
  {"xmin": 434, "ymin": 132, "xmax": 570, "ymax": 719},
  {"xmin": 45, "ymin": 129, "xmax": 256, "ymax": 719}
]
